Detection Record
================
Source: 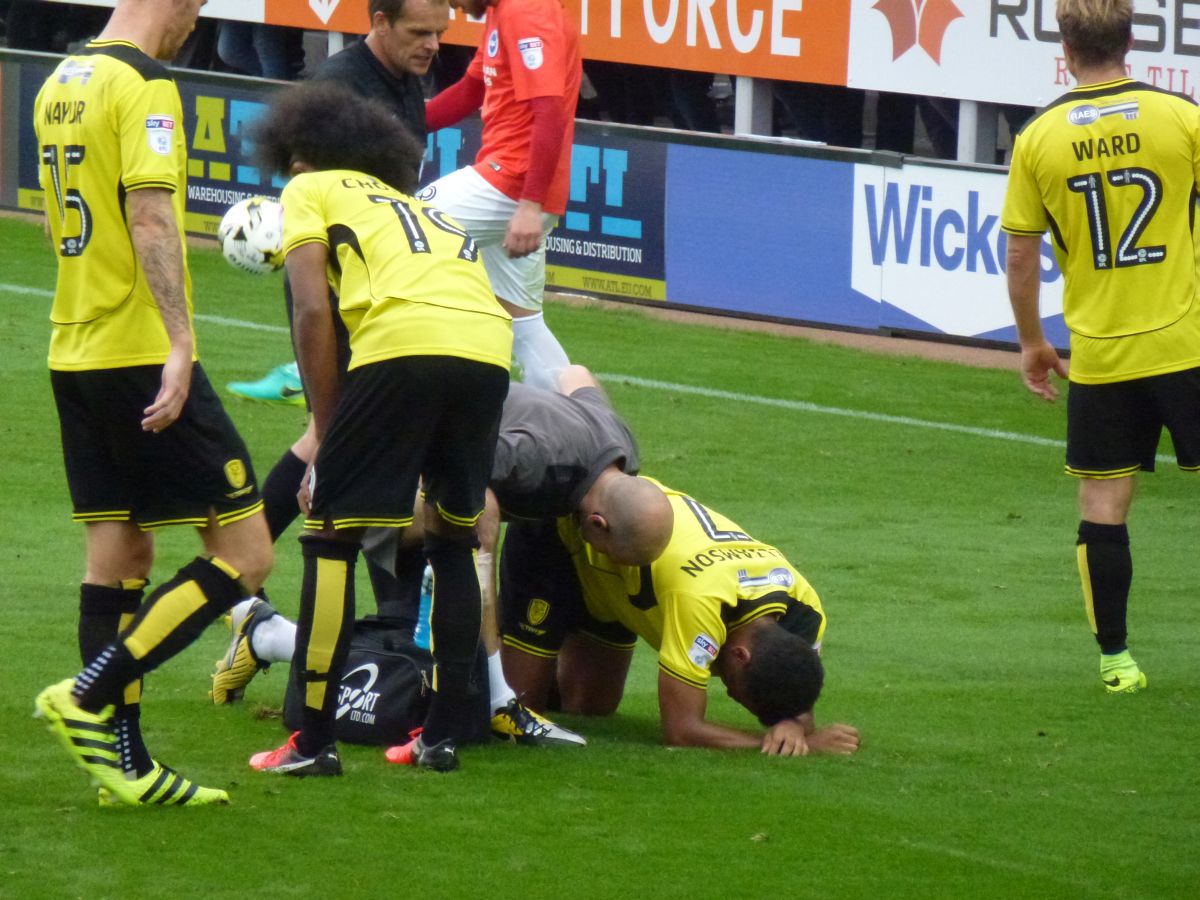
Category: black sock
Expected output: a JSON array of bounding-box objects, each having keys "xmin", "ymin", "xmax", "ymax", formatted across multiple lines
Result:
[
  {"xmin": 74, "ymin": 557, "xmax": 247, "ymax": 711},
  {"xmin": 78, "ymin": 581, "xmax": 143, "ymax": 667},
  {"xmin": 366, "ymin": 541, "xmax": 423, "ymax": 629},
  {"xmin": 421, "ymin": 533, "xmax": 482, "ymax": 745},
  {"xmin": 78, "ymin": 581, "xmax": 153, "ymax": 775},
  {"xmin": 262, "ymin": 449, "xmax": 308, "ymax": 541},
  {"xmin": 293, "ymin": 536, "xmax": 358, "ymax": 756},
  {"xmin": 1077, "ymin": 521, "xmax": 1132, "ymax": 654}
]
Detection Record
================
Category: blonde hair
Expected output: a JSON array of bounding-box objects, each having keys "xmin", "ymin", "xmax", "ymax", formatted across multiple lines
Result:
[{"xmin": 1057, "ymin": 0, "xmax": 1133, "ymax": 66}]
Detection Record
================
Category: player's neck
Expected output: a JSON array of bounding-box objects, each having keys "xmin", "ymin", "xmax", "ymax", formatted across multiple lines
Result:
[
  {"xmin": 96, "ymin": 10, "xmax": 166, "ymax": 60},
  {"xmin": 1070, "ymin": 61, "xmax": 1129, "ymax": 88}
]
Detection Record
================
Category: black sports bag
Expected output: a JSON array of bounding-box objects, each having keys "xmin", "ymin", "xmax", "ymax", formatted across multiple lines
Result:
[{"xmin": 283, "ymin": 617, "xmax": 491, "ymax": 746}]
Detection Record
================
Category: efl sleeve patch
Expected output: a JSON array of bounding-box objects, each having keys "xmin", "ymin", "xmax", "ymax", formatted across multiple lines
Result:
[
  {"xmin": 517, "ymin": 37, "xmax": 544, "ymax": 70},
  {"xmin": 687, "ymin": 633, "xmax": 719, "ymax": 669},
  {"xmin": 144, "ymin": 115, "xmax": 175, "ymax": 156}
]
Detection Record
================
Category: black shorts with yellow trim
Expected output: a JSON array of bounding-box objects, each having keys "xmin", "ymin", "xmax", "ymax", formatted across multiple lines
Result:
[
  {"xmin": 307, "ymin": 355, "xmax": 508, "ymax": 531},
  {"xmin": 51, "ymin": 363, "xmax": 262, "ymax": 529},
  {"xmin": 1066, "ymin": 367, "xmax": 1200, "ymax": 477},
  {"xmin": 499, "ymin": 518, "xmax": 636, "ymax": 657}
]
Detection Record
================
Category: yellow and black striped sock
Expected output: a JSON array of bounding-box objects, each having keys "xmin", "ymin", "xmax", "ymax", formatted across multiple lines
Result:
[
  {"xmin": 294, "ymin": 536, "xmax": 358, "ymax": 756},
  {"xmin": 74, "ymin": 557, "xmax": 247, "ymax": 711}
]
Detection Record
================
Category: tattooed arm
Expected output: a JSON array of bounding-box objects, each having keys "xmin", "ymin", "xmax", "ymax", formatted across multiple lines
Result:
[{"xmin": 126, "ymin": 187, "xmax": 193, "ymax": 432}]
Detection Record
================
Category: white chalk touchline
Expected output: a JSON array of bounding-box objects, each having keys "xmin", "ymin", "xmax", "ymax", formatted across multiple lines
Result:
[
  {"xmin": 597, "ymin": 372, "xmax": 1067, "ymax": 451},
  {"xmin": 194, "ymin": 313, "xmax": 290, "ymax": 334},
  {"xmin": 4, "ymin": 280, "xmax": 1172, "ymax": 461},
  {"xmin": 1, "ymin": 281, "xmax": 290, "ymax": 334}
]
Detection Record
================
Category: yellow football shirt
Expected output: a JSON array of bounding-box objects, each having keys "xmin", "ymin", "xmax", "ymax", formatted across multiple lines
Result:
[
  {"xmin": 1002, "ymin": 78, "xmax": 1200, "ymax": 383},
  {"xmin": 281, "ymin": 169, "xmax": 512, "ymax": 371},
  {"xmin": 558, "ymin": 481, "xmax": 826, "ymax": 689},
  {"xmin": 34, "ymin": 41, "xmax": 193, "ymax": 371}
]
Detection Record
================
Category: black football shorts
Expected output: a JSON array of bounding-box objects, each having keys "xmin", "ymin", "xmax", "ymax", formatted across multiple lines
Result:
[{"xmin": 51, "ymin": 363, "xmax": 262, "ymax": 529}]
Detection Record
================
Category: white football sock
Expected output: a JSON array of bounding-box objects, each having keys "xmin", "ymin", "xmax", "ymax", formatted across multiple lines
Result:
[
  {"xmin": 511, "ymin": 312, "xmax": 569, "ymax": 390},
  {"xmin": 489, "ymin": 651, "xmax": 517, "ymax": 712},
  {"xmin": 250, "ymin": 614, "xmax": 297, "ymax": 664}
]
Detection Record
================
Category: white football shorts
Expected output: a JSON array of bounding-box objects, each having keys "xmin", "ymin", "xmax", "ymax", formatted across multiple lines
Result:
[{"xmin": 418, "ymin": 166, "xmax": 559, "ymax": 312}]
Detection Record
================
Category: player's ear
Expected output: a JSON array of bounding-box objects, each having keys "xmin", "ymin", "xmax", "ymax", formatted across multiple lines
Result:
[{"xmin": 728, "ymin": 644, "xmax": 751, "ymax": 667}]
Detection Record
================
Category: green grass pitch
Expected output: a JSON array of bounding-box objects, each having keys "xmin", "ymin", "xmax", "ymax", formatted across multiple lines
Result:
[{"xmin": 2, "ymin": 216, "xmax": 1197, "ymax": 898}]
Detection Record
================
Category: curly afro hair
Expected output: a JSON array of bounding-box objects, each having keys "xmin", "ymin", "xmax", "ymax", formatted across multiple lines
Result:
[{"xmin": 251, "ymin": 80, "xmax": 425, "ymax": 194}]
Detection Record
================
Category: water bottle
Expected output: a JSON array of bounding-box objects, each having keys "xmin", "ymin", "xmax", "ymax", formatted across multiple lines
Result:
[{"xmin": 413, "ymin": 565, "xmax": 433, "ymax": 650}]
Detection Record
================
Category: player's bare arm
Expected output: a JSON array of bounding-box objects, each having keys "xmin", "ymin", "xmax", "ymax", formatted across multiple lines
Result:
[
  {"xmin": 125, "ymin": 187, "xmax": 193, "ymax": 432},
  {"xmin": 1006, "ymin": 232, "xmax": 1067, "ymax": 402},
  {"xmin": 285, "ymin": 242, "xmax": 340, "ymax": 441},
  {"xmin": 285, "ymin": 242, "xmax": 339, "ymax": 516},
  {"xmin": 657, "ymin": 671, "xmax": 769, "ymax": 751}
]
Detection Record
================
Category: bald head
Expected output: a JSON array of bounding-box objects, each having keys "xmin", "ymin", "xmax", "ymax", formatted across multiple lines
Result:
[{"xmin": 578, "ymin": 472, "xmax": 673, "ymax": 566}]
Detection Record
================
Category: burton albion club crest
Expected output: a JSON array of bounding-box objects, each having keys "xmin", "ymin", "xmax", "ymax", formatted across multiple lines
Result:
[
  {"xmin": 526, "ymin": 598, "xmax": 550, "ymax": 627},
  {"xmin": 224, "ymin": 459, "xmax": 251, "ymax": 497}
]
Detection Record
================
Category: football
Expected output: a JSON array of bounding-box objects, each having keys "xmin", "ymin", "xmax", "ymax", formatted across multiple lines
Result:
[{"xmin": 217, "ymin": 196, "xmax": 284, "ymax": 274}]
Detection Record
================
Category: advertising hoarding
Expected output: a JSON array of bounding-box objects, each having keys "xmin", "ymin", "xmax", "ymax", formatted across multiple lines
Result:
[{"xmin": 5, "ymin": 49, "xmax": 1067, "ymax": 348}]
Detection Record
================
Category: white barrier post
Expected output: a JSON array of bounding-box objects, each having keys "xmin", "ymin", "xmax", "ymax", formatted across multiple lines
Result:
[
  {"xmin": 956, "ymin": 99, "xmax": 977, "ymax": 162},
  {"xmin": 734, "ymin": 76, "xmax": 773, "ymax": 136},
  {"xmin": 956, "ymin": 99, "xmax": 999, "ymax": 164}
]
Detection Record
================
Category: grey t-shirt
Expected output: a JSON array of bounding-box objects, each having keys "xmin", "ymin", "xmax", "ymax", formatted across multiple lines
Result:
[{"xmin": 489, "ymin": 383, "xmax": 640, "ymax": 520}]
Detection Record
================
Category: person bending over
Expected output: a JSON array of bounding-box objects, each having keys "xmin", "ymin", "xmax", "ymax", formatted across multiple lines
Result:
[{"xmin": 499, "ymin": 483, "xmax": 859, "ymax": 755}]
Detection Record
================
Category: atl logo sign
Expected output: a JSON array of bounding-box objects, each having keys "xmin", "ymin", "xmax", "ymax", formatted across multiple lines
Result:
[{"xmin": 873, "ymin": 0, "xmax": 964, "ymax": 64}]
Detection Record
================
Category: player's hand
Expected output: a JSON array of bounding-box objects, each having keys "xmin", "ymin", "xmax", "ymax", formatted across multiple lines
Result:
[
  {"xmin": 298, "ymin": 461, "xmax": 315, "ymax": 516},
  {"xmin": 805, "ymin": 723, "xmax": 861, "ymax": 755},
  {"xmin": 761, "ymin": 718, "xmax": 810, "ymax": 756},
  {"xmin": 1020, "ymin": 341, "xmax": 1069, "ymax": 402},
  {"xmin": 142, "ymin": 346, "xmax": 192, "ymax": 432},
  {"xmin": 503, "ymin": 201, "xmax": 544, "ymax": 258}
]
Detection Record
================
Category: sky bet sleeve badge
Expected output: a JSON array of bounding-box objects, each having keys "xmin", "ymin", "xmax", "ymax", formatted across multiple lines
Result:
[
  {"xmin": 688, "ymin": 633, "xmax": 719, "ymax": 670},
  {"xmin": 518, "ymin": 37, "xmax": 544, "ymax": 69},
  {"xmin": 144, "ymin": 115, "xmax": 175, "ymax": 156}
]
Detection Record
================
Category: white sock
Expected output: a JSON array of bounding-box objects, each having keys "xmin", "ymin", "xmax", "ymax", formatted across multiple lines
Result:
[
  {"xmin": 250, "ymin": 614, "xmax": 297, "ymax": 664},
  {"xmin": 489, "ymin": 651, "xmax": 516, "ymax": 712},
  {"xmin": 511, "ymin": 312, "xmax": 569, "ymax": 390}
]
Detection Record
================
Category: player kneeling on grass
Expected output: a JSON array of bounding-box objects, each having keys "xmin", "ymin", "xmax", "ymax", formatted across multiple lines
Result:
[
  {"xmin": 500, "ymin": 486, "xmax": 859, "ymax": 755},
  {"xmin": 246, "ymin": 81, "xmax": 513, "ymax": 775}
]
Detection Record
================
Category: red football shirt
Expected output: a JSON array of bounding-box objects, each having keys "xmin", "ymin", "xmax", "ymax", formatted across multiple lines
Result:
[{"xmin": 467, "ymin": 0, "xmax": 581, "ymax": 215}]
